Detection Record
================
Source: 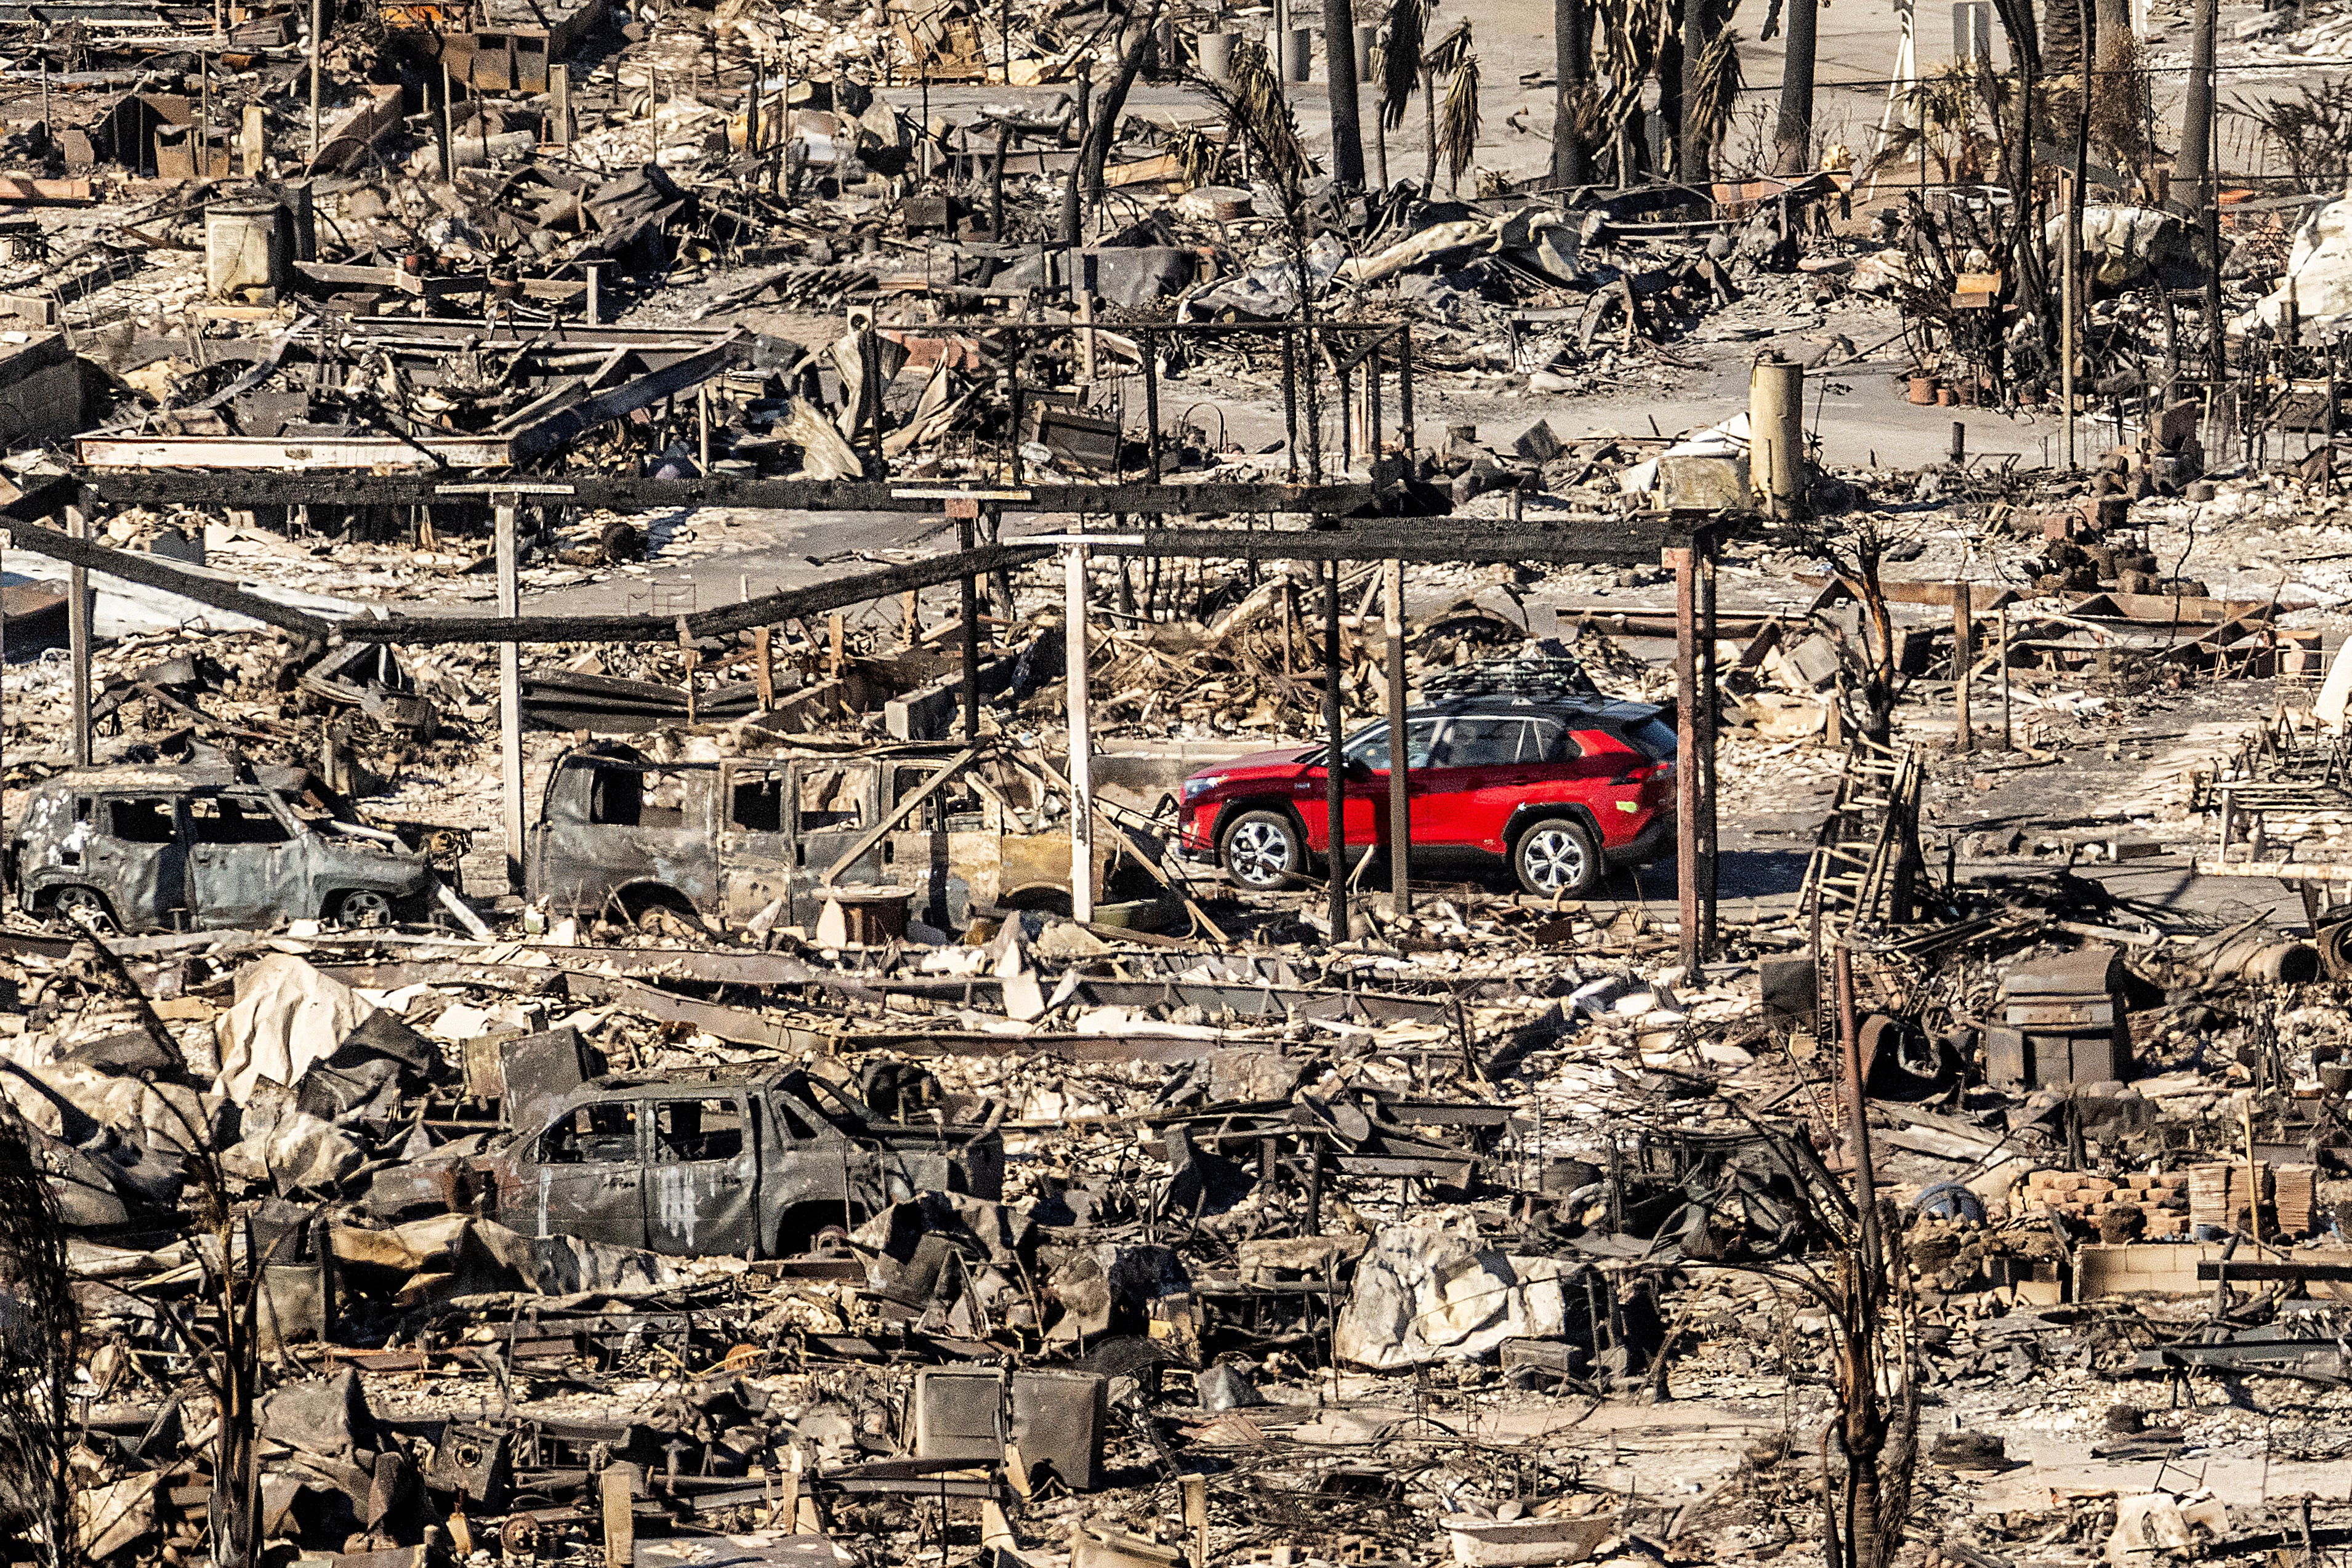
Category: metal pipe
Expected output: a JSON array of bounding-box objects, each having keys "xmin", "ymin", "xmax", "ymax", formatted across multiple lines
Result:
[
  {"xmin": 1324, "ymin": 559, "xmax": 1347, "ymax": 944},
  {"xmin": 1674, "ymin": 544, "xmax": 1698, "ymax": 973},
  {"xmin": 1383, "ymin": 558, "xmax": 1409, "ymax": 914}
]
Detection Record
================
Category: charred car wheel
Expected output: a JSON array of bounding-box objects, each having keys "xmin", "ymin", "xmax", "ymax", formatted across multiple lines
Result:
[
  {"xmin": 332, "ymin": 888, "xmax": 395, "ymax": 928},
  {"xmin": 1513, "ymin": 818, "xmax": 1600, "ymax": 897},
  {"xmin": 47, "ymin": 886, "xmax": 117, "ymax": 933},
  {"xmin": 1220, "ymin": 810, "xmax": 1305, "ymax": 891}
]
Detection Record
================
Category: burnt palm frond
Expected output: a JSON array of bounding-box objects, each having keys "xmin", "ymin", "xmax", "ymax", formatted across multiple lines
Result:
[
  {"xmin": 1186, "ymin": 38, "xmax": 1310, "ymax": 190},
  {"xmin": 1377, "ymin": 0, "xmax": 1427, "ymax": 130},
  {"xmin": 1423, "ymin": 17, "xmax": 1473, "ymax": 76},
  {"xmin": 1686, "ymin": 23, "xmax": 1745, "ymax": 158},
  {"xmin": 1438, "ymin": 44, "xmax": 1480, "ymax": 188}
]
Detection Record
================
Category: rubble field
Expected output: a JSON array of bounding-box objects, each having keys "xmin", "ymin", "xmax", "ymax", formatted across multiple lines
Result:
[{"xmin": 12, "ymin": 0, "xmax": 2352, "ymax": 1562}]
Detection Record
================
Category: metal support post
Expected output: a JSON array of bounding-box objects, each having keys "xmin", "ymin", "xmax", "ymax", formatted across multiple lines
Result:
[
  {"xmin": 1952, "ymin": 581, "xmax": 1973, "ymax": 752},
  {"xmin": 1324, "ymin": 560, "xmax": 1347, "ymax": 944},
  {"xmin": 497, "ymin": 503, "xmax": 524, "ymax": 893},
  {"xmin": 1698, "ymin": 539, "xmax": 1718, "ymax": 956},
  {"xmin": 1383, "ymin": 558, "xmax": 1409, "ymax": 915},
  {"xmin": 66, "ymin": 505, "xmax": 91, "ymax": 768},
  {"xmin": 1065, "ymin": 540, "xmax": 1095, "ymax": 925},
  {"xmin": 1672, "ymin": 545, "xmax": 1698, "ymax": 973},
  {"xmin": 956, "ymin": 504, "xmax": 981, "ymax": 741}
]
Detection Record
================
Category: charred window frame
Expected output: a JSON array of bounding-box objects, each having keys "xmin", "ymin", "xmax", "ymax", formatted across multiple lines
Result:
[
  {"xmin": 187, "ymin": 792, "xmax": 297, "ymax": 846},
  {"xmin": 104, "ymin": 796, "xmax": 181, "ymax": 846},
  {"xmin": 650, "ymin": 1096, "xmax": 749, "ymax": 1163},
  {"xmin": 539, "ymin": 1101, "xmax": 642, "ymax": 1165},
  {"xmin": 728, "ymin": 768, "xmax": 790, "ymax": 834}
]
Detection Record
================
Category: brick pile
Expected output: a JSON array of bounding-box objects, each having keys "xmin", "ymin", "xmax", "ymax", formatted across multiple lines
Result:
[{"xmin": 2022, "ymin": 1168, "xmax": 2191, "ymax": 1238}]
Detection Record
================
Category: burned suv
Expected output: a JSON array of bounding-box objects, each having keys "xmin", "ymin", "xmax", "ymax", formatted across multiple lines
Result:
[{"xmin": 6, "ymin": 764, "xmax": 441, "ymax": 932}]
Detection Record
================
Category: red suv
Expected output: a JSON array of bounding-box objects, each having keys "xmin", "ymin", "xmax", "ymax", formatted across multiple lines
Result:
[{"xmin": 1175, "ymin": 694, "xmax": 1678, "ymax": 897}]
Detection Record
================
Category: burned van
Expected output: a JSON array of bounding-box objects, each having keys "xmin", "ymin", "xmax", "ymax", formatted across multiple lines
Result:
[{"xmin": 525, "ymin": 739, "xmax": 1137, "ymax": 932}]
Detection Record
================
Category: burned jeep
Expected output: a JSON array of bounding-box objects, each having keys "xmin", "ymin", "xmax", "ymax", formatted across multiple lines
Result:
[
  {"xmin": 526, "ymin": 738, "xmax": 1151, "ymax": 931},
  {"xmin": 6, "ymin": 763, "xmax": 445, "ymax": 932}
]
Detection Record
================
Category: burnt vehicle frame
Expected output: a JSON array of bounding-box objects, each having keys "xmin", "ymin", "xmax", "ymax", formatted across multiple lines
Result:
[
  {"xmin": 525, "ymin": 737, "xmax": 1147, "ymax": 931},
  {"xmin": 475, "ymin": 1064, "xmax": 1007, "ymax": 1257},
  {"xmin": 4, "ymin": 763, "xmax": 449, "ymax": 933}
]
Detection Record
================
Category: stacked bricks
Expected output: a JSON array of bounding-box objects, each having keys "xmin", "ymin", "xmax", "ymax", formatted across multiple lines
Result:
[{"xmin": 2023, "ymin": 1168, "xmax": 2192, "ymax": 1239}]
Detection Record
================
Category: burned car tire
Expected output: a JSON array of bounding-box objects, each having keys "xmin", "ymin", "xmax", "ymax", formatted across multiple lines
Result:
[
  {"xmin": 1220, "ymin": 810, "xmax": 1305, "ymax": 891},
  {"xmin": 47, "ymin": 886, "xmax": 117, "ymax": 933},
  {"xmin": 1513, "ymin": 818, "xmax": 1600, "ymax": 898},
  {"xmin": 331, "ymin": 888, "xmax": 395, "ymax": 928}
]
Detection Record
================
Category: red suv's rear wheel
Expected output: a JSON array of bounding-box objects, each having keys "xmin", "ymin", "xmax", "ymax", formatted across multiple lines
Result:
[
  {"xmin": 1220, "ymin": 809, "xmax": 1305, "ymax": 891},
  {"xmin": 1513, "ymin": 817, "xmax": 1600, "ymax": 897}
]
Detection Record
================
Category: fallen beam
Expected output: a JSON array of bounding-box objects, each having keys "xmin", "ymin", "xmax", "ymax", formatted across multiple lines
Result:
[{"xmin": 5, "ymin": 514, "xmax": 336, "ymax": 641}]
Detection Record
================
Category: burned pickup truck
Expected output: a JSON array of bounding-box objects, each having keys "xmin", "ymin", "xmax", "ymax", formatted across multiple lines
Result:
[
  {"xmin": 526, "ymin": 737, "xmax": 1150, "ymax": 932},
  {"xmin": 5, "ymin": 763, "xmax": 452, "ymax": 932},
  {"xmin": 473, "ymin": 1066, "xmax": 1005, "ymax": 1257}
]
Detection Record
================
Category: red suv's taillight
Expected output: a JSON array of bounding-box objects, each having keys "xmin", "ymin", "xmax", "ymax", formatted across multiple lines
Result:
[{"xmin": 1611, "ymin": 760, "xmax": 1673, "ymax": 785}]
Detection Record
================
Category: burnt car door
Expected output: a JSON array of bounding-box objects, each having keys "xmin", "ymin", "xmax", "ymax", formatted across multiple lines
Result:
[
  {"xmin": 185, "ymin": 789, "xmax": 305, "ymax": 928},
  {"xmin": 643, "ymin": 1092, "xmax": 759, "ymax": 1255},
  {"xmin": 788, "ymin": 760, "xmax": 884, "ymax": 925},
  {"xmin": 717, "ymin": 763, "xmax": 796, "ymax": 925},
  {"xmin": 519, "ymin": 1098, "xmax": 646, "ymax": 1248},
  {"xmin": 84, "ymin": 794, "xmax": 190, "ymax": 930}
]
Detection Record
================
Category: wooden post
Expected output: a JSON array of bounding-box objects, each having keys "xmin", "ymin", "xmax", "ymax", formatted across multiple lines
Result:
[
  {"xmin": 1672, "ymin": 545, "xmax": 1698, "ymax": 974},
  {"xmin": 696, "ymin": 386, "xmax": 711, "ymax": 472},
  {"xmin": 550, "ymin": 62, "xmax": 571, "ymax": 146},
  {"xmin": 1383, "ymin": 558, "xmax": 1410, "ymax": 915},
  {"xmin": 66, "ymin": 505, "xmax": 91, "ymax": 768},
  {"xmin": 828, "ymin": 612, "xmax": 844, "ymax": 678},
  {"xmin": 901, "ymin": 589, "xmax": 919, "ymax": 649},
  {"xmin": 1952, "ymin": 581, "xmax": 1973, "ymax": 752},
  {"xmin": 1999, "ymin": 604, "xmax": 2013, "ymax": 752},
  {"xmin": 496, "ymin": 503, "xmax": 523, "ymax": 892},
  {"xmin": 755, "ymin": 625, "xmax": 775, "ymax": 709},
  {"xmin": 1182, "ymin": 1474, "xmax": 1209, "ymax": 1568},
  {"xmin": 601, "ymin": 1462, "xmax": 638, "ymax": 1568},
  {"xmin": 1065, "ymin": 541, "xmax": 1095, "ymax": 924},
  {"xmin": 1324, "ymin": 561, "xmax": 1348, "ymax": 943},
  {"xmin": 240, "ymin": 104, "xmax": 264, "ymax": 175}
]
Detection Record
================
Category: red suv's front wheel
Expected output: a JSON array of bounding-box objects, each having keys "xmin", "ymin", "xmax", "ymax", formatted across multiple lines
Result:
[
  {"xmin": 1514, "ymin": 818, "xmax": 1601, "ymax": 897},
  {"xmin": 1220, "ymin": 809, "xmax": 1306, "ymax": 891}
]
